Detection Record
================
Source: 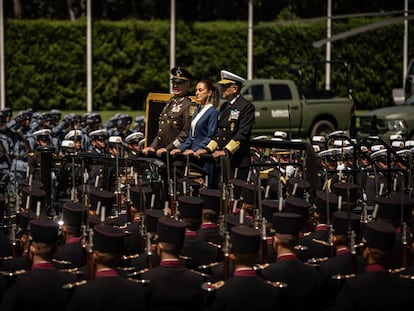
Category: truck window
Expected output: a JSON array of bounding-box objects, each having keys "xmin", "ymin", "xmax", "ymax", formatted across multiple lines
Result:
[
  {"xmin": 244, "ymin": 85, "xmax": 264, "ymax": 101},
  {"xmin": 270, "ymin": 84, "xmax": 292, "ymax": 100}
]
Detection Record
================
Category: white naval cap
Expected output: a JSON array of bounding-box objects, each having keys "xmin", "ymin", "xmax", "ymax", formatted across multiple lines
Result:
[
  {"xmin": 61, "ymin": 140, "xmax": 75, "ymax": 149},
  {"xmin": 89, "ymin": 129, "xmax": 108, "ymax": 139},
  {"xmin": 108, "ymin": 136, "xmax": 122, "ymax": 145},
  {"xmin": 125, "ymin": 131, "xmax": 145, "ymax": 143},
  {"xmin": 370, "ymin": 144, "xmax": 385, "ymax": 152},
  {"xmin": 274, "ymin": 131, "xmax": 288, "ymax": 139},
  {"xmin": 370, "ymin": 149, "xmax": 388, "ymax": 160},
  {"xmin": 217, "ymin": 70, "xmax": 246, "ymax": 85},
  {"xmin": 64, "ymin": 129, "xmax": 82, "ymax": 141},
  {"xmin": 33, "ymin": 129, "xmax": 51, "ymax": 138}
]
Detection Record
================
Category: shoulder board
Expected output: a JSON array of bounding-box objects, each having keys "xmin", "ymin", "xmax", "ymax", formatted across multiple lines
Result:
[
  {"xmin": 128, "ymin": 278, "xmax": 151, "ymax": 286},
  {"xmin": 202, "ymin": 280, "xmax": 225, "ymax": 292},
  {"xmin": 128, "ymin": 268, "xmax": 149, "ymax": 279},
  {"xmin": 267, "ymin": 281, "xmax": 288, "ymax": 288},
  {"xmin": 312, "ymin": 238, "xmax": 331, "ymax": 247},
  {"xmin": 0, "ymin": 269, "xmax": 26, "ymax": 278},
  {"xmin": 190, "ymin": 269, "xmax": 209, "ymax": 279},
  {"xmin": 62, "ymin": 279, "xmax": 88, "ymax": 290},
  {"xmin": 331, "ymin": 273, "xmax": 355, "ymax": 280},
  {"xmin": 198, "ymin": 261, "xmax": 220, "ymax": 270},
  {"xmin": 253, "ymin": 263, "xmax": 270, "ymax": 271}
]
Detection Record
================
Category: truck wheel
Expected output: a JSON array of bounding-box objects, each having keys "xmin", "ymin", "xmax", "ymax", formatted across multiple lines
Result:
[{"xmin": 310, "ymin": 120, "xmax": 335, "ymax": 138}]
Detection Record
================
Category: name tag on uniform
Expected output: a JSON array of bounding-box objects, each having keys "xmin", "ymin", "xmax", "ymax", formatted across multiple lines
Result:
[{"xmin": 229, "ymin": 109, "xmax": 240, "ymax": 121}]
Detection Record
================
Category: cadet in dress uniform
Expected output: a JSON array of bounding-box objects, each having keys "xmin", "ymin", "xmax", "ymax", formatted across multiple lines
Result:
[
  {"xmin": 178, "ymin": 195, "xmax": 219, "ymax": 271},
  {"xmin": 124, "ymin": 131, "xmax": 145, "ymax": 158},
  {"xmin": 205, "ymin": 226, "xmax": 280, "ymax": 311},
  {"xmin": 201, "ymin": 70, "xmax": 255, "ymax": 186},
  {"xmin": 53, "ymin": 202, "xmax": 87, "ymax": 269},
  {"xmin": 27, "ymin": 129, "xmax": 54, "ymax": 182},
  {"xmin": 87, "ymin": 129, "xmax": 108, "ymax": 189},
  {"xmin": 65, "ymin": 224, "xmax": 146, "ymax": 311},
  {"xmin": 0, "ymin": 218, "xmax": 77, "ymax": 311},
  {"xmin": 319, "ymin": 211, "xmax": 366, "ymax": 310},
  {"xmin": 261, "ymin": 212, "xmax": 321, "ymax": 311},
  {"xmin": 334, "ymin": 221, "xmax": 414, "ymax": 310},
  {"xmin": 198, "ymin": 188, "xmax": 222, "ymax": 245},
  {"xmin": 142, "ymin": 67, "xmax": 197, "ymax": 158},
  {"xmin": 142, "ymin": 217, "xmax": 205, "ymax": 311}
]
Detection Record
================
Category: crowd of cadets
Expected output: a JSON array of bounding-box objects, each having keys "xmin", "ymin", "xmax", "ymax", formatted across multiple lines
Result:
[
  {"xmin": 0, "ymin": 107, "xmax": 146, "ymax": 197},
  {"xmin": 0, "ymin": 112, "xmax": 413, "ymax": 309},
  {"xmin": 1, "ymin": 62, "xmax": 414, "ymax": 310}
]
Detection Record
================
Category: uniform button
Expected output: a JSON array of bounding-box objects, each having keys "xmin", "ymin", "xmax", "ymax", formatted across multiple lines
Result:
[
  {"xmin": 161, "ymin": 121, "xmax": 164, "ymax": 124},
  {"xmin": 158, "ymin": 137, "xmax": 161, "ymax": 140},
  {"xmin": 223, "ymin": 128, "xmax": 226, "ymax": 132}
]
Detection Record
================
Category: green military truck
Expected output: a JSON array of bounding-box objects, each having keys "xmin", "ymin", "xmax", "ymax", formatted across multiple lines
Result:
[
  {"xmin": 356, "ymin": 59, "xmax": 414, "ymax": 142},
  {"xmin": 241, "ymin": 78, "xmax": 356, "ymax": 139}
]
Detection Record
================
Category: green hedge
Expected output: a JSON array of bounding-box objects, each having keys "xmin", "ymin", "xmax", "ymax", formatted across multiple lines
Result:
[{"xmin": 3, "ymin": 18, "xmax": 413, "ymax": 112}]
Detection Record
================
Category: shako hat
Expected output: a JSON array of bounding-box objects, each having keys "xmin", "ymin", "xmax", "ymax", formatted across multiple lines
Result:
[
  {"xmin": 93, "ymin": 224, "xmax": 126, "ymax": 253},
  {"xmin": 30, "ymin": 219, "xmax": 59, "ymax": 244},
  {"xmin": 157, "ymin": 217, "xmax": 187, "ymax": 247},
  {"xmin": 230, "ymin": 226, "xmax": 261, "ymax": 254}
]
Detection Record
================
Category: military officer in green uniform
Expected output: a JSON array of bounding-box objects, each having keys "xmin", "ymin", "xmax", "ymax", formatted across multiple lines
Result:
[{"xmin": 142, "ymin": 67, "xmax": 197, "ymax": 158}]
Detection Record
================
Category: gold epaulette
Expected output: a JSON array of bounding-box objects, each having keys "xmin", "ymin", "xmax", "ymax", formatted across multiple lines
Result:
[{"xmin": 201, "ymin": 280, "xmax": 225, "ymax": 292}]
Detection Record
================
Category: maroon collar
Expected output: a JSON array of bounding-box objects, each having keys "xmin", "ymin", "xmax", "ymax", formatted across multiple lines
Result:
[
  {"xmin": 95, "ymin": 268, "xmax": 118, "ymax": 277},
  {"xmin": 66, "ymin": 237, "xmax": 81, "ymax": 244},
  {"xmin": 185, "ymin": 231, "xmax": 198, "ymax": 237},
  {"xmin": 336, "ymin": 248, "xmax": 350, "ymax": 255},
  {"xmin": 234, "ymin": 268, "xmax": 256, "ymax": 277},
  {"xmin": 200, "ymin": 223, "xmax": 217, "ymax": 229},
  {"xmin": 365, "ymin": 264, "xmax": 386, "ymax": 272},
  {"xmin": 315, "ymin": 224, "xmax": 328, "ymax": 231},
  {"xmin": 32, "ymin": 261, "xmax": 54, "ymax": 270},
  {"xmin": 277, "ymin": 253, "xmax": 297, "ymax": 261},
  {"xmin": 160, "ymin": 259, "xmax": 182, "ymax": 267}
]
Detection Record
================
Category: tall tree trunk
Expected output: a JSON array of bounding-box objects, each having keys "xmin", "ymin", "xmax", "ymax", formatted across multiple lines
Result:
[
  {"xmin": 13, "ymin": 0, "xmax": 22, "ymax": 18},
  {"xmin": 66, "ymin": 0, "xmax": 75, "ymax": 21}
]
